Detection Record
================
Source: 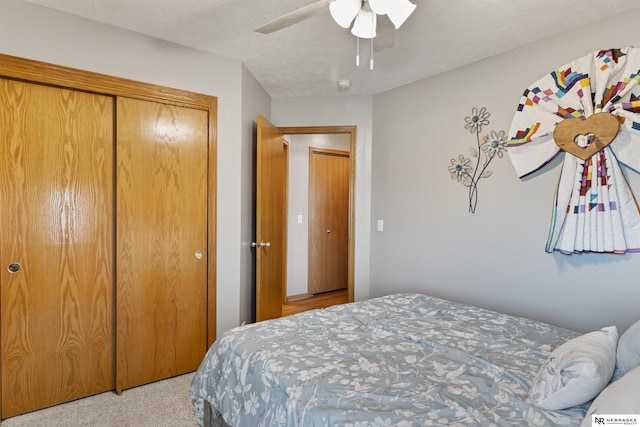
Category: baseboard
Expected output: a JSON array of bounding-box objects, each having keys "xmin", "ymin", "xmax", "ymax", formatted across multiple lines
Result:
[{"xmin": 286, "ymin": 292, "xmax": 310, "ymax": 303}]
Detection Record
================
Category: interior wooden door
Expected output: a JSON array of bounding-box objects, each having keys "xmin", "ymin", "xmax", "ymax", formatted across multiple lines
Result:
[
  {"xmin": 255, "ymin": 115, "xmax": 288, "ymax": 321},
  {"xmin": 116, "ymin": 97, "xmax": 208, "ymax": 392},
  {"xmin": 0, "ymin": 79, "xmax": 114, "ymax": 418},
  {"xmin": 308, "ymin": 148, "xmax": 349, "ymax": 295}
]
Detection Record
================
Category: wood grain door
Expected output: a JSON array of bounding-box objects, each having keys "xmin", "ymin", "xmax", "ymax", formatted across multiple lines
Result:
[
  {"xmin": 0, "ymin": 79, "xmax": 114, "ymax": 418},
  {"xmin": 116, "ymin": 97, "xmax": 208, "ymax": 392},
  {"xmin": 308, "ymin": 148, "xmax": 349, "ymax": 295},
  {"xmin": 255, "ymin": 116, "xmax": 288, "ymax": 321}
]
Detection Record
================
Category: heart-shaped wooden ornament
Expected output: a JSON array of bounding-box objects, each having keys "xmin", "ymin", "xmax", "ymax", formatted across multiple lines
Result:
[{"xmin": 553, "ymin": 112, "xmax": 620, "ymax": 161}]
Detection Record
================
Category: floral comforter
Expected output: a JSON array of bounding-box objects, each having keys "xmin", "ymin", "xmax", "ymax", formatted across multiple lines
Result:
[{"xmin": 190, "ymin": 293, "xmax": 587, "ymax": 426}]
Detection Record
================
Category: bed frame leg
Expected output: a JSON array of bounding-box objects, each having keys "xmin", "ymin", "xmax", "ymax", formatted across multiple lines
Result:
[{"xmin": 203, "ymin": 400, "xmax": 212, "ymax": 427}]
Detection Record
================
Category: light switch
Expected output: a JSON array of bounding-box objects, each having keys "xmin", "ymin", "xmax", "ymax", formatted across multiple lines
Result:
[
  {"xmin": 377, "ymin": 219, "xmax": 384, "ymax": 232},
  {"xmin": 297, "ymin": 214, "xmax": 303, "ymax": 224}
]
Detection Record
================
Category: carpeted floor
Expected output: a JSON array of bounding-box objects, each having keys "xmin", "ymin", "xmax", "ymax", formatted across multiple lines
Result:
[{"xmin": 2, "ymin": 373, "xmax": 198, "ymax": 427}]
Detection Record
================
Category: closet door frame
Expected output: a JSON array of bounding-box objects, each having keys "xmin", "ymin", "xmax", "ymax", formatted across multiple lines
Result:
[{"xmin": 0, "ymin": 53, "xmax": 218, "ymax": 348}]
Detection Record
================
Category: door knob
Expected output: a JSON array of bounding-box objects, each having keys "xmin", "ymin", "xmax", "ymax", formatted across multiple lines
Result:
[
  {"xmin": 7, "ymin": 263, "xmax": 21, "ymax": 273},
  {"xmin": 251, "ymin": 241, "xmax": 271, "ymax": 248},
  {"xmin": 194, "ymin": 250, "xmax": 204, "ymax": 260}
]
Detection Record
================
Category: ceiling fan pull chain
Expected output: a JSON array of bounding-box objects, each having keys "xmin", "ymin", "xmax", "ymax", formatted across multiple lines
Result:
[
  {"xmin": 369, "ymin": 13, "xmax": 377, "ymax": 71},
  {"xmin": 370, "ymin": 18, "xmax": 374, "ymax": 71},
  {"xmin": 356, "ymin": 11, "xmax": 361, "ymax": 67}
]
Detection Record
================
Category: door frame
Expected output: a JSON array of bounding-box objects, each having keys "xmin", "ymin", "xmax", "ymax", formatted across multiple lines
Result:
[{"xmin": 280, "ymin": 126, "xmax": 356, "ymax": 304}]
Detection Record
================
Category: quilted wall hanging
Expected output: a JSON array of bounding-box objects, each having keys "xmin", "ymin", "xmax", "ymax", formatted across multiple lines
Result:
[{"xmin": 508, "ymin": 47, "xmax": 640, "ymax": 255}]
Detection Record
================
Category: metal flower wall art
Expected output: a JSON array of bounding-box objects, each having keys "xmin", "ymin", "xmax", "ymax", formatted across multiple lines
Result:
[{"xmin": 448, "ymin": 107, "xmax": 507, "ymax": 213}]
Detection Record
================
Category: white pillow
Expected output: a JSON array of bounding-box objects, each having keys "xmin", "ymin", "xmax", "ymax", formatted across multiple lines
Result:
[
  {"xmin": 616, "ymin": 319, "xmax": 640, "ymax": 374},
  {"xmin": 580, "ymin": 366, "xmax": 640, "ymax": 427},
  {"xmin": 528, "ymin": 326, "xmax": 618, "ymax": 411}
]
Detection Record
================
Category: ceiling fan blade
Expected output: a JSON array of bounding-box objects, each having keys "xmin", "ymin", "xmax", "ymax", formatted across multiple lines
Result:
[
  {"xmin": 255, "ymin": 0, "xmax": 331, "ymax": 34},
  {"xmin": 373, "ymin": 14, "xmax": 395, "ymax": 52}
]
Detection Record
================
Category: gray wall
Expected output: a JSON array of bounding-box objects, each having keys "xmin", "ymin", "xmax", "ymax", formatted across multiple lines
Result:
[
  {"xmin": 370, "ymin": 9, "xmax": 640, "ymax": 333},
  {"xmin": 240, "ymin": 66, "xmax": 272, "ymax": 325}
]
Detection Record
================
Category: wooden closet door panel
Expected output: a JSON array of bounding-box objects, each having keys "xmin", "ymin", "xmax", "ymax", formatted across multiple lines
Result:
[
  {"xmin": 116, "ymin": 97, "xmax": 208, "ymax": 392},
  {"xmin": 0, "ymin": 79, "xmax": 114, "ymax": 418}
]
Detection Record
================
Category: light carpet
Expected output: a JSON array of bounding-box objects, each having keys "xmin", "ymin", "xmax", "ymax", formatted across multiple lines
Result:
[{"xmin": 2, "ymin": 373, "xmax": 198, "ymax": 427}]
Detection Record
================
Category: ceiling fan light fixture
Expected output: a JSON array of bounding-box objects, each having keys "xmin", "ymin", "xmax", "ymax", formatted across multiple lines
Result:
[
  {"xmin": 368, "ymin": 0, "xmax": 392, "ymax": 15},
  {"xmin": 329, "ymin": 0, "xmax": 361, "ymax": 28},
  {"xmin": 351, "ymin": 9, "xmax": 377, "ymax": 39},
  {"xmin": 385, "ymin": 0, "xmax": 416, "ymax": 29}
]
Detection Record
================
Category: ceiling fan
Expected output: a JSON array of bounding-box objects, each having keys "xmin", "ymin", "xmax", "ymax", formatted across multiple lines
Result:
[{"xmin": 255, "ymin": 0, "xmax": 416, "ymax": 57}]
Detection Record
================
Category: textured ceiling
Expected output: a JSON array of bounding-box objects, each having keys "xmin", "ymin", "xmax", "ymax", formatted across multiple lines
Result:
[{"xmin": 23, "ymin": 0, "xmax": 640, "ymax": 98}]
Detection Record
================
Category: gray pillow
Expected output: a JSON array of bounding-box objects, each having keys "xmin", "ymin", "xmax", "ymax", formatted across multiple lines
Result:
[
  {"xmin": 529, "ymin": 326, "xmax": 618, "ymax": 411},
  {"xmin": 616, "ymin": 319, "xmax": 640, "ymax": 375},
  {"xmin": 580, "ymin": 366, "xmax": 640, "ymax": 427}
]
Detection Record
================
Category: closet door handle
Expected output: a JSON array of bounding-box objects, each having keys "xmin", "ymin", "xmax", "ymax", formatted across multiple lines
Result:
[{"xmin": 7, "ymin": 262, "xmax": 21, "ymax": 273}]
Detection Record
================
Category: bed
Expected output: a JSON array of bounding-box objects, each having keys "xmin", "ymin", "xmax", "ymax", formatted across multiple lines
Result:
[{"xmin": 189, "ymin": 293, "xmax": 632, "ymax": 426}]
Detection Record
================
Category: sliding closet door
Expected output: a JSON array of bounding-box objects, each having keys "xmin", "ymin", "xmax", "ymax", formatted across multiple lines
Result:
[
  {"xmin": 0, "ymin": 79, "xmax": 114, "ymax": 418},
  {"xmin": 116, "ymin": 97, "xmax": 208, "ymax": 392}
]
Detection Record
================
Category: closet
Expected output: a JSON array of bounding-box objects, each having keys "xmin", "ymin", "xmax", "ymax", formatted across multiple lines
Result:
[{"xmin": 0, "ymin": 54, "xmax": 217, "ymax": 419}]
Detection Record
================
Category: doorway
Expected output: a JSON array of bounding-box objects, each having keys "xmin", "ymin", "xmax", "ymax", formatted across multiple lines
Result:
[
  {"xmin": 281, "ymin": 127, "xmax": 355, "ymax": 314},
  {"xmin": 254, "ymin": 120, "xmax": 356, "ymax": 321},
  {"xmin": 287, "ymin": 140, "xmax": 350, "ymax": 298}
]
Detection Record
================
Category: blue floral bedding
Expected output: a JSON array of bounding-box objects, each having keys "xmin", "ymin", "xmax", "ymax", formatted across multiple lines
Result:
[{"xmin": 190, "ymin": 293, "xmax": 587, "ymax": 426}]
